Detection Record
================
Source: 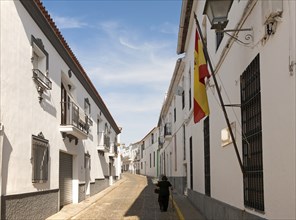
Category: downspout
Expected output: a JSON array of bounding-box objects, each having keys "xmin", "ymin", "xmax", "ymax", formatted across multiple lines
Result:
[{"xmin": 0, "ymin": 2, "xmax": 3, "ymax": 217}]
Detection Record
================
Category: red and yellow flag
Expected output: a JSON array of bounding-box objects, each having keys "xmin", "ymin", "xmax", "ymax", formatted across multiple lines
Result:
[{"xmin": 194, "ymin": 29, "xmax": 210, "ymax": 123}]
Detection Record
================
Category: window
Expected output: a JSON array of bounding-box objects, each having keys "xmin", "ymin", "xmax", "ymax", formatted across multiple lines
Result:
[
  {"xmin": 31, "ymin": 36, "xmax": 51, "ymax": 102},
  {"xmin": 150, "ymin": 153, "xmax": 151, "ymax": 168},
  {"xmin": 31, "ymin": 35, "xmax": 48, "ymax": 76},
  {"xmin": 104, "ymin": 123, "xmax": 110, "ymax": 149},
  {"xmin": 151, "ymin": 133, "xmax": 154, "ymax": 144},
  {"xmin": 216, "ymin": 31, "xmax": 224, "ymax": 50},
  {"xmin": 241, "ymin": 54, "xmax": 264, "ymax": 211},
  {"xmin": 189, "ymin": 136, "xmax": 193, "ymax": 190},
  {"xmin": 141, "ymin": 142, "xmax": 144, "ymax": 159},
  {"xmin": 32, "ymin": 133, "xmax": 49, "ymax": 183},
  {"xmin": 174, "ymin": 108, "xmax": 176, "ymax": 122},
  {"xmin": 84, "ymin": 98, "xmax": 91, "ymax": 114},
  {"xmin": 204, "ymin": 117, "xmax": 211, "ymax": 196},
  {"xmin": 153, "ymin": 151, "xmax": 155, "ymax": 167}
]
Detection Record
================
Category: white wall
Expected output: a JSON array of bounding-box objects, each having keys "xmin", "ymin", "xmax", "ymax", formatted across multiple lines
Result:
[
  {"xmin": 0, "ymin": 1, "xmax": 119, "ymax": 199},
  {"xmin": 179, "ymin": 0, "xmax": 296, "ymax": 219}
]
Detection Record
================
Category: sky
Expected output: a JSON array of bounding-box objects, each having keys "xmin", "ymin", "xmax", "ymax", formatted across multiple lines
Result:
[{"xmin": 42, "ymin": 0, "xmax": 182, "ymax": 146}]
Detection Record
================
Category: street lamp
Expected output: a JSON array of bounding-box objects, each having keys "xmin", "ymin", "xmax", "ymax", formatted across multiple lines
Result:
[
  {"xmin": 203, "ymin": 0, "xmax": 253, "ymax": 45},
  {"xmin": 203, "ymin": 0, "xmax": 234, "ymax": 31}
]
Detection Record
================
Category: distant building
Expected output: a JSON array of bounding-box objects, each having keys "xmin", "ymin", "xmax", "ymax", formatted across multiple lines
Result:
[
  {"xmin": 121, "ymin": 143, "xmax": 141, "ymax": 174},
  {"xmin": 0, "ymin": 1, "xmax": 121, "ymax": 219}
]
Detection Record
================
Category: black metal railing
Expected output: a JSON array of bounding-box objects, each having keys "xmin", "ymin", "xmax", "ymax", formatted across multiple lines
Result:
[
  {"xmin": 61, "ymin": 101, "xmax": 89, "ymax": 134},
  {"xmin": 104, "ymin": 134, "xmax": 110, "ymax": 151},
  {"xmin": 33, "ymin": 69, "xmax": 52, "ymax": 90}
]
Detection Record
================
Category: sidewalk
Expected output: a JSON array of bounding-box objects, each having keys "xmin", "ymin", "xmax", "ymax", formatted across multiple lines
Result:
[
  {"xmin": 47, "ymin": 177, "xmax": 127, "ymax": 220},
  {"xmin": 171, "ymin": 192, "xmax": 205, "ymax": 220},
  {"xmin": 152, "ymin": 177, "xmax": 205, "ymax": 220}
]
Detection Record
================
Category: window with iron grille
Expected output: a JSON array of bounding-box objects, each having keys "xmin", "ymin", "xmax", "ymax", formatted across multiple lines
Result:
[
  {"xmin": 204, "ymin": 117, "xmax": 211, "ymax": 196},
  {"xmin": 32, "ymin": 134, "xmax": 49, "ymax": 183},
  {"xmin": 241, "ymin": 54, "xmax": 264, "ymax": 211}
]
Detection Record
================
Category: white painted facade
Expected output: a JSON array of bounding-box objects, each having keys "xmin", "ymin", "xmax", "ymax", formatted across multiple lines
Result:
[
  {"xmin": 157, "ymin": 0, "xmax": 296, "ymax": 219},
  {"xmin": 121, "ymin": 143, "xmax": 141, "ymax": 174},
  {"xmin": 139, "ymin": 127, "xmax": 159, "ymax": 177},
  {"xmin": 0, "ymin": 1, "xmax": 121, "ymax": 218}
]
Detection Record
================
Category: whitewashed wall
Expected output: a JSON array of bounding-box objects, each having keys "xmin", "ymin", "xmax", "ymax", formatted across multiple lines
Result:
[
  {"xmin": 0, "ymin": 0, "xmax": 119, "ymax": 201},
  {"xmin": 180, "ymin": 0, "xmax": 296, "ymax": 219}
]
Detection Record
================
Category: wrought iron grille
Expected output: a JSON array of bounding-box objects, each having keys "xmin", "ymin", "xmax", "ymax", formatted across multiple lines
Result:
[
  {"xmin": 241, "ymin": 54, "xmax": 264, "ymax": 211},
  {"xmin": 204, "ymin": 116, "xmax": 211, "ymax": 196},
  {"xmin": 32, "ymin": 134, "xmax": 49, "ymax": 183}
]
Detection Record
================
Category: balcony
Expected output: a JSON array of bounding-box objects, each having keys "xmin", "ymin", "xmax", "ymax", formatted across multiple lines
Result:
[
  {"xmin": 97, "ymin": 132, "xmax": 111, "ymax": 152},
  {"xmin": 158, "ymin": 136, "xmax": 164, "ymax": 148},
  {"xmin": 164, "ymin": 122, "xmax": 172, "ymax": 140},
  {"xmin": 33, "ymin": 69, "xmax": 52, "ymax": 90},
  {"xmin": 32, "ymin": 69, "xmax": 52, "ymax": 102},
  {"xmin": 60, "ymin": 101, "xmax": 89, "ymax": 143}
]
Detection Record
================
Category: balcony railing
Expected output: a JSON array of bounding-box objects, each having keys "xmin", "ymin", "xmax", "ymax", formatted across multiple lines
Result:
[
  {"xmin": 60, "ymin": 101, "xmax": 89, "ymax": 140},
  {"xmin": 164, "ymin": 122, "xmax": 172, "ymax": 137},
  {"xmin": 104, "ymin": 134, "xmax": 110, "ymax": 151},
  {"xmin": 32, "ymin": 69, "xmax": 52, "ymax": 90}
]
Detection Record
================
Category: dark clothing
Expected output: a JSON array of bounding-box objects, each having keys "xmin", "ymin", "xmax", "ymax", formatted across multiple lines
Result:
[{"xmin": 156, "ymin": 180, "xmax": 172, "ymax": 211}]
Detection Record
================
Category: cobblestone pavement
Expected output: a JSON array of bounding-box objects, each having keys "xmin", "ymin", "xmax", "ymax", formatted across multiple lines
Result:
[{"xmin": 71, "ymin": 173, "xmax": 178, "ymax": 220}]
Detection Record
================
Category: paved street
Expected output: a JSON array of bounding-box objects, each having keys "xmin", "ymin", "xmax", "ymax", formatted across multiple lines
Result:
[{"xmin": 71, "ymin": 173, "xmax": 178, "ymax": 220}]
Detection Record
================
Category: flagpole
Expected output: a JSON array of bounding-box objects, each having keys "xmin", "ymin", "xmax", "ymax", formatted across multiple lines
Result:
[{"xmin": 194, "ymin": 13, "xmax": 244, "ymax": 174}]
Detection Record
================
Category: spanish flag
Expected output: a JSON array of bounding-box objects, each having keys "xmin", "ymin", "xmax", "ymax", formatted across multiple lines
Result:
[{"xmin": 194, "ymin": 29, "xmax": 210, "ymax": 123}]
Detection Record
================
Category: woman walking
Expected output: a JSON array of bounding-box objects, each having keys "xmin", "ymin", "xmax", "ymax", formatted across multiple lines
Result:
[{"xmin": 156, "ymin": 175, "xmax": 172, "ymax": 212}]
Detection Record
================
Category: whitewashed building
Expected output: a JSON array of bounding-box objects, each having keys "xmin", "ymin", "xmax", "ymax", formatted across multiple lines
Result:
[
  {"xmin": 163, "ymin": 0, "xmax": 296, "ymax": 219},
  {"xmin": 139, "ymin": 127, "xmax": 159, "ymax": 177},
  {"xmin": 0, "ymin": 1, "xmax": 121, "ymax": 219},
  {"xmin": 158, "ymin": 58, "xmax": 188, "ymax": 195},
  {"xmin": 121, "ymin": 143, "xmax": 141, "ymax": 174}
]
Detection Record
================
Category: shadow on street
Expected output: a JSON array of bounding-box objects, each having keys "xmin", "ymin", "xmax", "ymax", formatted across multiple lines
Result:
[{"xmin": 124, "ymin": 175, "xmax": 177, "ymax": 220}]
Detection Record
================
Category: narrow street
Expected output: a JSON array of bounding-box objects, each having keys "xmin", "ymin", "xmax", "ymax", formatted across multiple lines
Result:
[{"xmin": 71, "ymin": 173, "xmax": 178, "ymax": 220}]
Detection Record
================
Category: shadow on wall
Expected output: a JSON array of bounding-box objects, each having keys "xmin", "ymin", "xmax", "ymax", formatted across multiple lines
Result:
[{"xmin": 1, "ymin": 132, "xmax": 12, "ymax": 196}]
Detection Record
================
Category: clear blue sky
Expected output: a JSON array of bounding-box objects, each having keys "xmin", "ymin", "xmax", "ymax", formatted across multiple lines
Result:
[{"xmin": 42, "ymin": 0, "xmax": 182, "ymax": 145}]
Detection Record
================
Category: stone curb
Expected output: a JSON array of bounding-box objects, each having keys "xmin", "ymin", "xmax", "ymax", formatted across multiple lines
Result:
[{"xmin": 171, "ymin": 196, "xmax": 185, "ymax": 220}]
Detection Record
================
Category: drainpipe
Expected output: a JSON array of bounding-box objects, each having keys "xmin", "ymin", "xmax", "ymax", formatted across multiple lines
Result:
[
  {"xmin": 0, "ymin": 0, "xmax": 3, "ymax": 214},
  {"xmin": 0, "ymin": 1, "xmax": 3, "ymax": 212}
]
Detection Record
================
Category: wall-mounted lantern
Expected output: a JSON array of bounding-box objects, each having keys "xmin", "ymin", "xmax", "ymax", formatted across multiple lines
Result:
[
  {"xmin": 203, "ymin": 0, "xmax": 234, "ymax": 31},
  {"xmin": 203, "ymin": 0, "xmax": 253, "ymax": 45}
]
